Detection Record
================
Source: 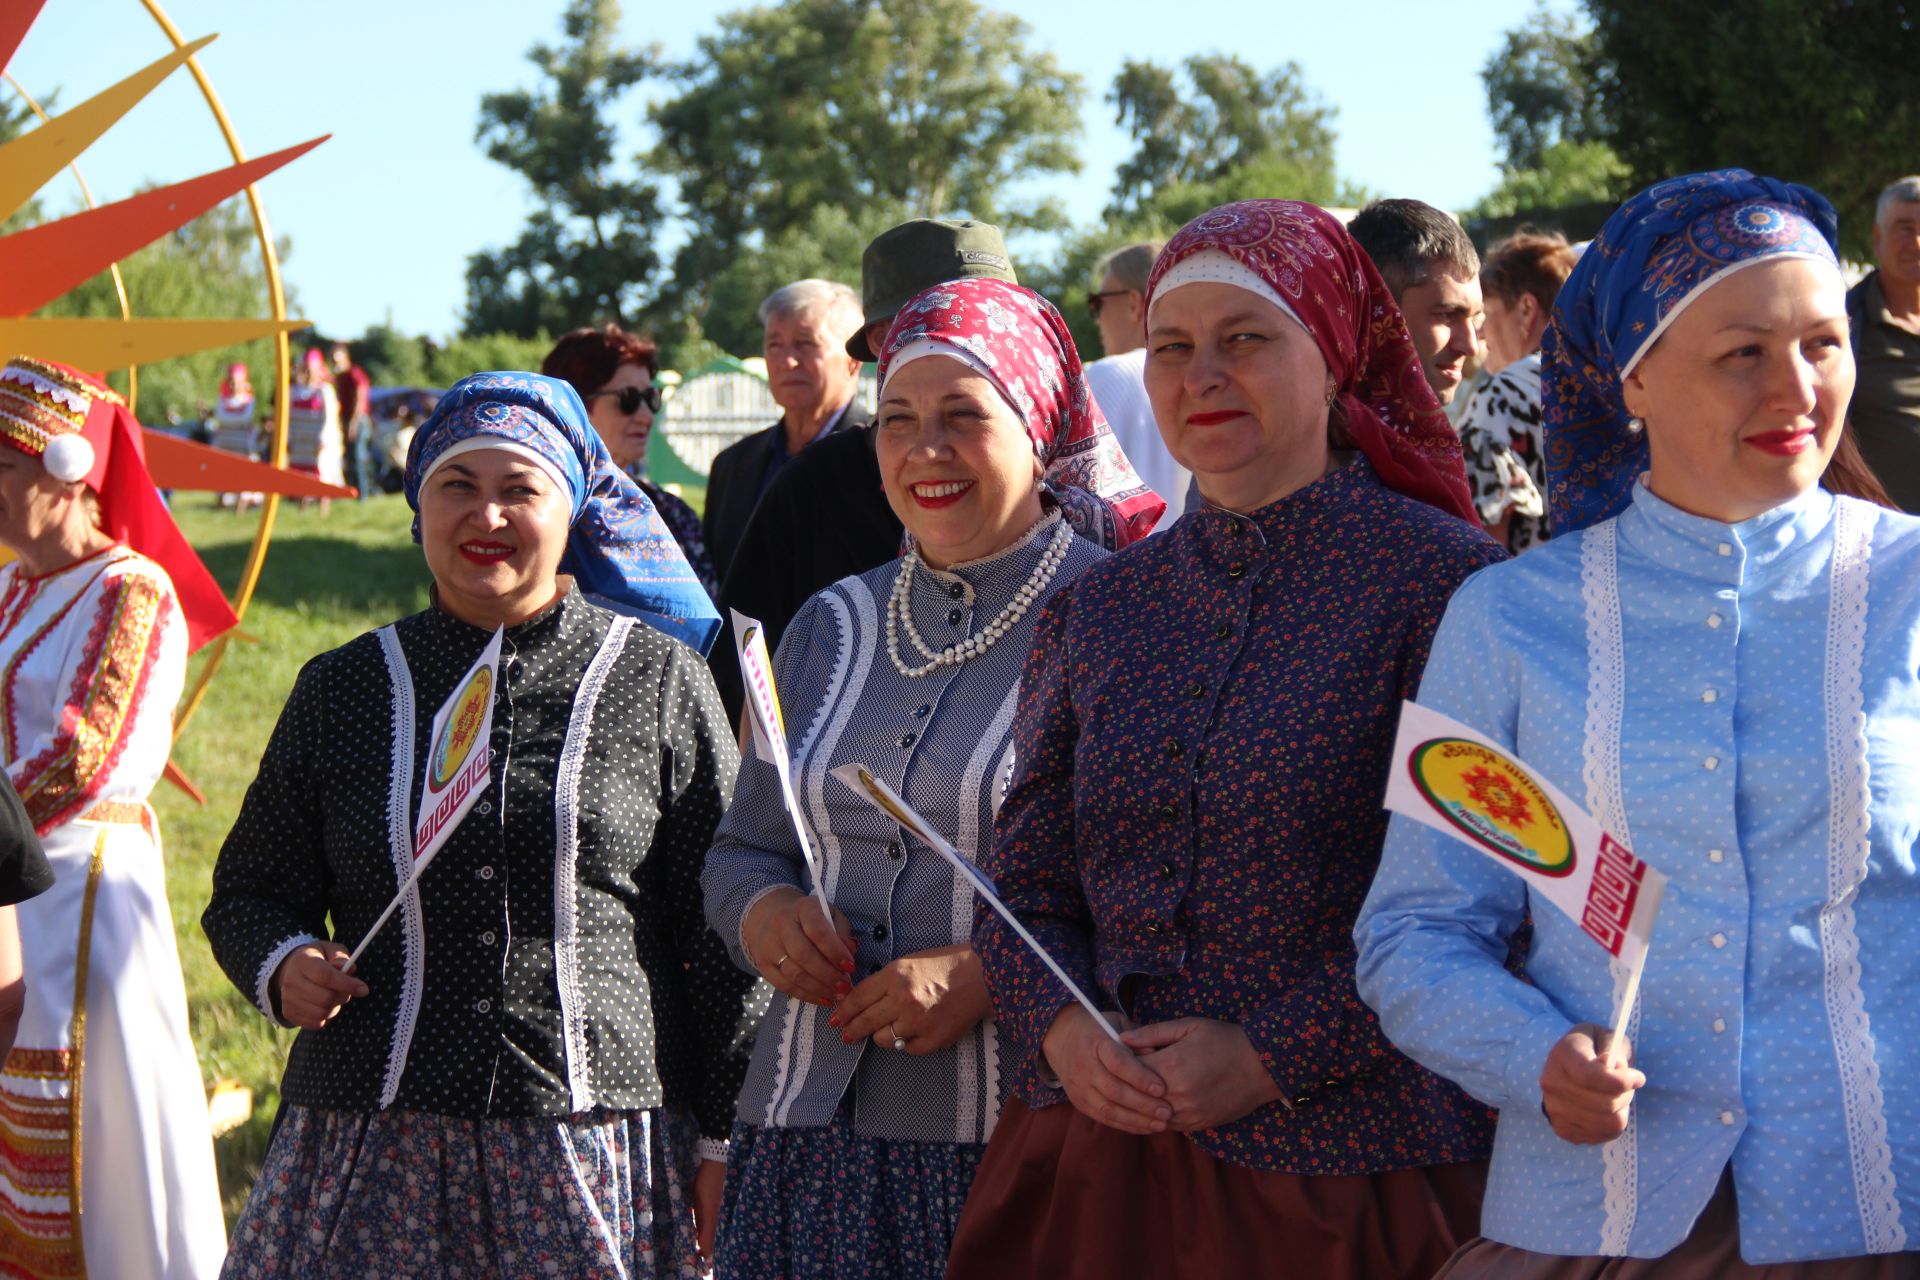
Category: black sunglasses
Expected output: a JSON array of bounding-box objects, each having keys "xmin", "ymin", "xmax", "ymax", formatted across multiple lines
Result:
[
  {"xmin": 1086, "ymin": 289, "xmax": 1134, "ymax": 318},
  {"xmin": 590, "ymin": 385, "xmax": 662, "ymax": 415}
]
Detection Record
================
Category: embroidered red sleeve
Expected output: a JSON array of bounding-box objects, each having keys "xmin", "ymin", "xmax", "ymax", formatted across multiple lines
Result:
[{"xmin": 15, "ymin": 572, "xmax": 173, "ymax": 834}]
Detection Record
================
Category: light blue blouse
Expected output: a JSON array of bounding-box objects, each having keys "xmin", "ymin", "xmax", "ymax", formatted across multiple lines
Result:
[{"xmin": 1355, "ymin": 481, "xmax": 1920, "ymax": 1264}]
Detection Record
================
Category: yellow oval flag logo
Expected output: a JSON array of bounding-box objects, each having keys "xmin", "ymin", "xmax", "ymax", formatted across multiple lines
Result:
[
  {"xmin": 1409, "ymin": 737, "xmax": 1574, "ymax": 876},
  {"xmin": 429, "ymin": 667, "xmax": 493, "ymax": 792}
]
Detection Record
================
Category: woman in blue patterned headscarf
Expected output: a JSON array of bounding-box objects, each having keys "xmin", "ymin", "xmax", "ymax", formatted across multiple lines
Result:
[
  {"xmin": 1356, "ymin": 170, "xmax": 1920, "ymax": 1274},
  {"xmin": 405, "ymin": 370, "xmax": 721, "ymax": 655},
  {"xmin": 208, "ymin": 370, "xmax": 759, "ymax": 1276}
]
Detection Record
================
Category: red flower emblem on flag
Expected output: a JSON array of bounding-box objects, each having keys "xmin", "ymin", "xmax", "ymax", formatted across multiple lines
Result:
[{"xmin": 1462, "ymin": 764, "xmax": 1534, "ymax": 828}]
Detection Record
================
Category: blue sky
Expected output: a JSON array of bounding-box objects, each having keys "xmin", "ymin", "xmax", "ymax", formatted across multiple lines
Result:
[{"xmin": 11, "ymin": 0, "xmax": 1575, "ymax": 339}]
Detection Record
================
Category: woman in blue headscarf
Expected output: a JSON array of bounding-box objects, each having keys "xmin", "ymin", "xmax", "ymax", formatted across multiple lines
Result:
[
  {"xmin": 1355, "ymin": 171, "xmax": 1920, "ymax": 1275},
  {"xmin": 206, "ymin": 373, "xmax": 757, "ymax": 1278}
]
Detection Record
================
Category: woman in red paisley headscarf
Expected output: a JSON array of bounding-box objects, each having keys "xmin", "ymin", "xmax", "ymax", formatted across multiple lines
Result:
[{"xmin": 947, "ymin": 201, "xmax": 1504, "ymax": 1280}]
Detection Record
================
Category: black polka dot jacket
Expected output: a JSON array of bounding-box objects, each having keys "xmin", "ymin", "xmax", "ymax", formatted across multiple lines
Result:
[{"xmin": 203, "ymin": 589, "xmax": 768, "ymax": 1139}]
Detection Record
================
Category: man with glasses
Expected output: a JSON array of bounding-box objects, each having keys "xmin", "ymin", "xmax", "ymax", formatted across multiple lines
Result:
[{"xmin": 1083, "ymin": 240, "xmax": 1186, "ymax": 532}]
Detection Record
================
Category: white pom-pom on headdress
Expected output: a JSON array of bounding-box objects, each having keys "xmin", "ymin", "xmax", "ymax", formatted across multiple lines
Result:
[{"xmin": 42, "ymin": 433, "xmax": 94, "ymax": 483}]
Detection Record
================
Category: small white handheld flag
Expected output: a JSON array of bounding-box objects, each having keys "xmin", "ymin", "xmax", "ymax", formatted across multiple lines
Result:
[
  {"xmin": 349, "ymin": 627, "xmax": 504, "ymax": 967},
  {"xmin": 1384, "ymin": 700, "xmax": 1666, "ymax": 1061},
  {"xmin": 734, "ymin": 610, "xmax": 834, "ymax": 918},
  {"xmin": 830, "ymin": 762, "xmax": 1125, "ymax": 1047}
]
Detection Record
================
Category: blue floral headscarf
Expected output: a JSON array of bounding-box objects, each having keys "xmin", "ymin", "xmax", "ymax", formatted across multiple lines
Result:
[
  {"xmin": 1541, "ymin": 169, "xmax": 1841, "ymax": 532},
  {"xmin": 405, "ymin": 371, "xmax": 722, "ymax": 655}
]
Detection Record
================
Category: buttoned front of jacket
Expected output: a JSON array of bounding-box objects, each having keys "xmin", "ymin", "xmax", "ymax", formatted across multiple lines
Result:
[{"xmin": 982, "ymin": 460, "xmax": 1507, "ymax": 1175}]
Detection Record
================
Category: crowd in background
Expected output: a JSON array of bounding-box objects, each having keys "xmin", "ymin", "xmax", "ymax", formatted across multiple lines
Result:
[{"xmin": 0, "ymin": 166, "xmax": 1914, "ymax": 1280}]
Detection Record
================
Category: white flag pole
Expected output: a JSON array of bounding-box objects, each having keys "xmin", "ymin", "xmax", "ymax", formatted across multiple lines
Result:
[
  {"xmin": 346, "ymin": 850, "xmax": 441, "ymax": 970},
  {"xmin": 830, "ymin": 763, "xmax": 1125, "ymax": 1047},
  {"xmin": 1603, "ymin": 879, "xmax": 1665, "ymax": 1071}
]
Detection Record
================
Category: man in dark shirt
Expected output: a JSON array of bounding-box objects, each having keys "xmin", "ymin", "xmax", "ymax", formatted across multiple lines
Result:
[
  {"xmin": 1848, "ymin": 176, "xmax": 1920, "ymax": 512},
  {"xmin": 702, "ymin": 280, "xmax": 868, "ymax": 581},
  {"xmin": 709, "ymin": 219, "xmax": 1017, "ymax": 723}
]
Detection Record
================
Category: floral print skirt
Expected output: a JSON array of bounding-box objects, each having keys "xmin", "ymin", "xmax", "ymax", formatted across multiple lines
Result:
[
  {"xmin": 713, "ymin": 1103, "xmax": 984, "ymax": 1280},
  {"xmin": 223, "ymin": 1103, "xmax": 704, "ymax": 1279}
]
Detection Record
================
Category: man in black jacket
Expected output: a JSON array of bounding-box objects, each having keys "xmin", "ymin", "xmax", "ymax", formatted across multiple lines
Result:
[
  {"xmin": 710, "ymin": 219, "xmax": 1017, "ymax": 723},
  {"xmin": 703, "ymin": 279, "xmax": 869, "ymax": 581}
]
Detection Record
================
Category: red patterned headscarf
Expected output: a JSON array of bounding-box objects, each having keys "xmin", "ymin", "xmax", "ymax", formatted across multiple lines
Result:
[
  {"xmin": 1145, "ymin": 200, "xmax": 1476, "ymax": 523},
  {"xmin": 878, "ymin": 278, "xmax": 1166, "ymax": 550}
]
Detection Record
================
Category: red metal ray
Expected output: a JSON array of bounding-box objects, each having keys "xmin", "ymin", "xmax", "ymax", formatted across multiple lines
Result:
[
  {"xmin": 141, "ymin": 429, "xmax": 357, "ymax": 499},
  {"xmin": 0, "ymin": 134, "xmax": 328, "ymax": 316},
  {"xmin": 0, "ymin": 0, "xmax": 50, "ymax": 80}
]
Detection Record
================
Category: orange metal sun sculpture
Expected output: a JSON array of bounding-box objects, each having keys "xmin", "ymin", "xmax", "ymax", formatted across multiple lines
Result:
[{"xmin": 0, "ymin": 0, "xmax": 342, "ymax": 795}]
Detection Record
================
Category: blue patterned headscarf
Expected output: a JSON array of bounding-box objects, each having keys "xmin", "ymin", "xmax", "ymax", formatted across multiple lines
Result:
[
  {"xmin": 1541, "ymin": 169, "xmax": 1841, "ymax": 532},
  {"xmin": 405, "ymin": 371, "xmax": 722, "ymax": 655}
]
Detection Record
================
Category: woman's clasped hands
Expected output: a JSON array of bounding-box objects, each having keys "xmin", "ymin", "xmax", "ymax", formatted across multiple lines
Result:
[{"xmin": 1043, "ymin": 1006, "xmax": 1286, "ymax": 1136}]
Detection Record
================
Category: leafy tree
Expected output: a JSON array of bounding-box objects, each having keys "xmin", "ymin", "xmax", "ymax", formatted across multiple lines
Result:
[
  {"xmin": 1586, "ymin": 0, "xmax": 1920, "ymax": 258},
  {"xmin": 1481, "ymin": 3, "xmax": 1609, "ymax": 171},
  {"xmin": 426, "ymin": 331, "xmax": 559, "ymax": 388},
  {"xmin": 1105, "ymin": 55, "xmax": 1340, "ymax": 220},
  {"xmin": 650, "ymin": 0, "xmax": 1083, "ymax": 316},
  {"xmin": 463, "ymin": 0, "xmax": 664, "ymax": 337},
  {"xmin": 1469, "ymin": 139, "xmax": 1630, "ymax": 221},
  {"xmin": 39, "ymin": 196, "xmax": 294, "ymax": 426},
  {"xmin": 348, "ymin": 324, "xmax": 433, "ymax": 388},
  {"xmin": 696, "ymin": 202, "xmax": 905, "ymax": 359}
]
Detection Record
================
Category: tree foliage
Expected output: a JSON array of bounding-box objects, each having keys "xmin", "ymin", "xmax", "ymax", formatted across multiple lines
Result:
[
  {"xmin": 463, "ymin": 0, "xmax": 664, "ymax": 337},
  {"xmin": 650, "ymin": 0, "xmax": 1083, "ymax": 313},
  {"xmin": 1106, "ymin": 55, "xmax": 1340, "ymax": 220},
  {"xmin": 1585, "ymin": 0, "xmax": 1920, "ymax": 258},
  {"xmin": 1481, "ymin": 3, "xmax": 1609, "ymax": 171},
  {"xmin": 1469, "ymin": 139, "xmax": 1629, "ymax": 221}
]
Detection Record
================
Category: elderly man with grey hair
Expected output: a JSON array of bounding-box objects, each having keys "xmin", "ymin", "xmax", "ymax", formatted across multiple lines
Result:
[
  {"xmin": 703, "ymin": 278, "xmax": 869, "ymax": 581},
  {"xmin": 1848, "ymin": 174, "xmax": 1920, "ymax": 511}
]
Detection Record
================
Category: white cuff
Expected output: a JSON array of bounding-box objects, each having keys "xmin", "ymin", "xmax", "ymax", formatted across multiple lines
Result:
[
  {"xmin": 696, "ymin": 1136, "xmax": 731, "ymax": 1165},
  {"xmin": 255, "ymin": 933, "xmax": 322, "ymax": 1027}
]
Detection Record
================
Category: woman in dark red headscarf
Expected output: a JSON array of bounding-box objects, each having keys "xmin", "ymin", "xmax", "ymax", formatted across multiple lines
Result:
[{"xmin": 947, "ymin": 201, "xmax": 1504, "ymax": 1280}]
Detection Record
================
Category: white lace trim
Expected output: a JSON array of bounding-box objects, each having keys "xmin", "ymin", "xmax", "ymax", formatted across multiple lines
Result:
[
  {"xmin": 695, "ymin": 1136, "xmax": 731, "ymax": 1165},
  {"xmin": 980, "ymin": 1020, "xmax": 1003, "ymax": 1142},
  {"xmin": 1817, "ymin": 502, "xmax": 1903, "ymax": 1253},
  {"xmin": 376, "ymin": 626, "xmax": 425, "ymax": 1110},
  {"xmin": 770, "ymin": 585, "xmax": 873, "ymax": 1126},
  {"xmin": 1580, "ymin": 525, "xmax": 1639, "ymax": 1256},
  {"xmin": 553, "ymin": 616, "xmax": 633, "ymax": 1112},
  {"xmin": 254, "ymin": 932, "xmax": 320, "ymax": 1026},
  {"xmin": 948, "ymin": 682, "xmax": 1023, "ymax": 1143}
]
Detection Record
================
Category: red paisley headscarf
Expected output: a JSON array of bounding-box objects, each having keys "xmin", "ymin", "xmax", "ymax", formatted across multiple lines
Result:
[
  {"xmin": 878, "ymin": 278, "xmax": 1166, "ymax": 549},
  {"xmin": 1145, "ymin": 200, "xmax": 1476, "ymax": 524}
]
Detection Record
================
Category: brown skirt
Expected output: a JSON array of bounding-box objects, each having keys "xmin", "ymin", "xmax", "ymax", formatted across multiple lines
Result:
[
  {"xmin": 946, "ymin": 1098, "xmax": 1487, "ymax": 1280},
  {"xmin": 1436, "ymin": 1171, "xmax": 1920, "ymax": 1279}
]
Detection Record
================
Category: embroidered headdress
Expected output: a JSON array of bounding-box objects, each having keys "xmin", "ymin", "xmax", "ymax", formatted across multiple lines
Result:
[
  {"xmin": 0, "ymin": 356, "xmax": 239, "ymax": 650},
  {"xmin": 405, "ymin": 371, "xmax": 722, "ymax": 655},
  {"xmin": 1144, "ymin": 200, "xmax": 1477, "ymax": 524},
  {"xmin": 1541, "ymin": 169, "xmax": 1841, "ymax": 532},
  {"xmin": 877, "ymin": 278, "xmax": 1166, "ymax": 549}
]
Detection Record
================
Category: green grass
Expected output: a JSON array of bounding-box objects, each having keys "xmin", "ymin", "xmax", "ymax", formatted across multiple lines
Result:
[{"xmin": 157, "ymin": 492, "xmax": 432, "ymax": 1223}]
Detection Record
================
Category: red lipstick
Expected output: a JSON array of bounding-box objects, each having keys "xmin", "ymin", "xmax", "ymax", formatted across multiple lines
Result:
[
  {"xmin": 459, "ymin": 540, "xmax": 514, "ymax": 564},
  {"xmin": 1746, "ymin": 429, "xmax": 1815, "ymax": 457},
  {"xmin": 1186, "ymin": 410, "xmax": 1245, "ymax": 426}
]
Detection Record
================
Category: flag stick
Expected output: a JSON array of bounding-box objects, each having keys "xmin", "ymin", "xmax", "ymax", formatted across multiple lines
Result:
[
  {"xmin": 831, "ymin": 763, "xmax": 1124, "ymax": 1047},
  {"xmin": 345, "ymin": 849, "xmax": 439, "ymax": 969},
  {"xmin": 1603, "ymin": 878, "xmax": 1665, "ymax": 1071}
]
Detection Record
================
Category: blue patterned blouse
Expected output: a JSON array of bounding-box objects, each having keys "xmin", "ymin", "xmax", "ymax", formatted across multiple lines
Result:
[
  {"xmin": 1356, "ymin": 482, "xmax": 1920, "ymax": 1263},
  {"xmin": 978, "ymin": 459, "xmax": 1507, "ymax": 1176}
]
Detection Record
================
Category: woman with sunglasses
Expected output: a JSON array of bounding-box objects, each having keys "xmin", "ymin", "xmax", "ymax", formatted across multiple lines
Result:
[{"xmin": 545, "ymin": 325, "xmax": 720, "ymax": 601}]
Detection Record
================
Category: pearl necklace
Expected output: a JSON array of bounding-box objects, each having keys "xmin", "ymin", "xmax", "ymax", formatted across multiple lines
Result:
[{"xmin": 885, "ymin": 518, "xmax": 1074, "ymax": 678}]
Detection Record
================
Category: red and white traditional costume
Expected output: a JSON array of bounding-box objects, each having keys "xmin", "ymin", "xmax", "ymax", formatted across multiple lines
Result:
[{"xmin": 0, "ymin": 358, "xmax": 233, "ymax": 1279}]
